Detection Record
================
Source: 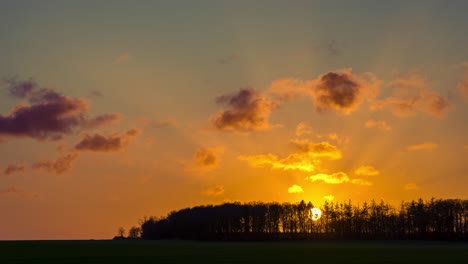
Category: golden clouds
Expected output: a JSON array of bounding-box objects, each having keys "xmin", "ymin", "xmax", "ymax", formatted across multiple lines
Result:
[
  {"xmin": 288, "ymin": 185, "xmax": 304, "ymax": 193},
  {"xmin": 365, "ymin": 119, "xmax": 391, "ymax": 131},
  {"xmin": 306, "ymin": 172, "xmax": 350, "ymax": 184},
  {"xmin": 239, "ymin": 140, "xmax": 341, "ymax": 172},
  {"xmin": 295, "ymin": 122, "xmax": 313, "ymax": 136},
  {"xmin": 306, "ymin": 172, "xmax": 373, "ymax": 186},
  {"xmin": 355, "ymin": 166, "xmax": 380, "ymax": 176},
  {"xmin": 407, "ymin": 142, "xmax": 438, "ymax": 151},
  {"xmin": 323, "ymin": 195, "xmax": 335, "ymax": 201}
]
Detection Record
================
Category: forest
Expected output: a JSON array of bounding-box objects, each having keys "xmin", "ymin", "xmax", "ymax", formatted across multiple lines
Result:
[{"xmin": 130, "ymin": 198, "xmax": 468, "ymax": 241}]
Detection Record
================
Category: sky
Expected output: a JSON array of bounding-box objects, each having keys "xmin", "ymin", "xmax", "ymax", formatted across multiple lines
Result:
[{"xmin": 1, "ymin": 0, "xmax": 467, "ymax": 240}]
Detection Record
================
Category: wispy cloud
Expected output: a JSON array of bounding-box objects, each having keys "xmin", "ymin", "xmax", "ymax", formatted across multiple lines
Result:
[
  {"xmin": 187, "ymin": 147, "xmax": 224, "ymax": 174},
  {"xmin": 365, "ymin": 119, "xmax": 391, "ymax": 131},
  {"xmin": 354, "ymin": 165, "xmax": 380, "ymax": 176},
  {"xmin": 204, "ymin": 185, "xmax": 225, "ymax": 196},
  {"xmin": 306, "ymin": 172, "xmax": 372, "ymax": 186},
  {"xmin": 32, "ymin": 153, "xmax": 79, "ymax": 174},
  {"xmin": 288, "ymin": 185, "xmax": 304, "ymax": 194},
  {"xmin": 295, "ymin": 122, "xmax": 313, "ymax": 136},
  {"xmin": 4, "ymin": 164, "xmax": 25, "ymax": 175},
  {"xmin": 371, "ymin": 72, "xmax": 450, "ymax": 117},
  {"xmin": 323, "ymin": 195, "xmax": 335, "ymax": 201},
  {"xmin": 116, "ymin": 53, "xmax": 131, "ymax": 62},
  {"xmin": 407, "ymin": 142, "xmax": 438, "ymax": 151}
]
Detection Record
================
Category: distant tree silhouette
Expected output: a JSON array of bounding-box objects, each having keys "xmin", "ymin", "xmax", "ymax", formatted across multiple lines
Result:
[
  {"xmin": 135, "ymin": 198, "xmax": 468, "ymax": 241},
  {"xmin": 118, "ymin": 227, "xmax": 126, "ymax": 238},
  {"xmin": 128, "ymin": 226, "xmax": 141, "ymax": 239}
]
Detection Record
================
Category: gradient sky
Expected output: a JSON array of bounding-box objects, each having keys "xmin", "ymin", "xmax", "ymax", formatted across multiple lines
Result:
[{"xmin": 1, "ymin": 0, "xmax": 468, "ymax": 240}]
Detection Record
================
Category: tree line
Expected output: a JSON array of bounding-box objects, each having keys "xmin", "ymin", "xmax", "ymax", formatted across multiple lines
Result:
[{"xmin": 125, "ymin": 198, "xmax": 468, "ymax": 241}]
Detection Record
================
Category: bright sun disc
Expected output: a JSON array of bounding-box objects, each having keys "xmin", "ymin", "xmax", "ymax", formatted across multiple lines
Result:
[{"xmin": 311, "ymin": 208, "xmax": 322, "ymax": 221}]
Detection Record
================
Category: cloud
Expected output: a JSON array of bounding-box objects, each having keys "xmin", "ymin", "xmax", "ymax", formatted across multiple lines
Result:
[
  {"xmin": 89, "ymin": 90, "xmax": 103, "ymax": 98},
  {"xmin": 239, "ymin": 140, "xmax": 341, "ymax": 172},
  {"xmin": 4, "ymin": 164, "xmax": 25, "ymax": 175},
  {"xmin": 194, "ymin": 148, "xmax": 219, "ymax": 168},
  {"xmin": 323, "ymin": 195, "xmax": 335, "ymax": 201},
  {"xmin": 407, "ymin": 142, "xmax": 438, "ymax": 151},
  {"xmin": 4, "ymin": 78, "xmax": 37, "ymax": 98},
  {"xmin": 0, "ymin": 186, "xmax": 24, "ymax": 196},
  {"xmin": 217, "ymin": 53, "xmax": 238, "ymax": 64},
  {"xmin": 85, "ymin": 114, "xmax": 122, "ymax": 128},
  {"xmin": 371, "ymin": 72, "xmax": 450, "ymax": 117},
  {"xmin": 350, "ymin": 178, "xmax": 373, "ymax": 186},
  {"xmin": 290, "ymin": 139, "xmax": 342, "ymax": 160},
  {"xmin": 74, "ymin": 129, "xmax": 138, "ymax": 152},
  {"xmin": 116, "ymin": 53, "xmax": 131, "ymax": 62},
  {"xmin": 404, "ymin": 183, "xmax": 419, "ymax": 190},
  {"xmin": 268, "ymin": 68, "xmax": 380, "ymax": 115},
  {"xmin": 306, "ymin": 172, "xmax": 350, "ymax": 184},
  {"xmin": 295, "ymin": 122, "xmax": 313, "ymax": 136},
  {"xmin": 457, "ymin": 63, "xmax": 468, "ymax": 100},
  {"xmin": 187, "ymin": 147, "xmax": 223, "ymax": 174},
  {"xmin": 212, "ymin": 88, "xmax": 277, "ymax": 132},
  {"xmin": 354, "ymin": 165, "xmax": 380, "ymax": 176},
  {"xmin": 204, "ymin": 185, "xmax": 225, "ymax": 196},
  {"xmin": 325, "ymin": 40, "xmax": 341, "ymax": 56},
  {"xmin": 32, "ymin": 153, "xmax": 79, "ymax": 174},
  {"xmin": 1, "ymin": 78, "xmax": 120, "ymax": 141},
  {"xmin": 306, "ymin": 172, "xmax": 372, "ymax": 186},
  {"xmin": 288, "ymin": 185, "xmax": 304, "ymax": 194},
  {"xmin": 365, "ymin": 119, "xmax": 391, "ymax": 131}
]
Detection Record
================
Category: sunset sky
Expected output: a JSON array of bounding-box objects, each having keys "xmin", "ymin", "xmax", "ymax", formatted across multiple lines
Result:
[{"xmin": 1, "ymin": 1, "xmax": 468, "ymax": 240}]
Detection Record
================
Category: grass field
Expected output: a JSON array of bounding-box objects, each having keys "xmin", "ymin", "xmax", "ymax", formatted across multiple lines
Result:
[{"xmin": 1, "ymin": 240, "xmax": 467, "ymax": 263}]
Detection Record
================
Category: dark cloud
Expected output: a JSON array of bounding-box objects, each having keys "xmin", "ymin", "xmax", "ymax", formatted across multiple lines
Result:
[
  {"xmin": 0, "ymin": 78, "xmax": 121, "ymax": 141},
  {"xmin": 32, "ymin": 153, "xmax": 79, "ymax": 174},
  {"xmin": 311, "ymin": 70, "xmax": 377, "ymax": 114},
  {"xmin": 4, "ymin": 78, "xmax": 37, "ymax": 98},
  {"xmin": 4, "ymin": 164, "xmax": 25, "ymax": 175},
  {"xmin": 212, "ymin": 88, "xmax": 277, "ymax": 132},
  {"xmin": 267, "ymin": 68, "xmax": 380, "ymax": 115},
  {"xmin": 74, "ymin": 129, "xmax": 138, "ymax": 152},
  {"xmin": 89, "ymin": 90, "xmax": 103, "ymax": 97}
]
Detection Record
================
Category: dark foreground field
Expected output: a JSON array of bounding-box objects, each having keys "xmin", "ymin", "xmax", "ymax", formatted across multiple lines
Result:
[{"xmin": 1, "ymin": 240, "xmax": 467, "ymax": 264}]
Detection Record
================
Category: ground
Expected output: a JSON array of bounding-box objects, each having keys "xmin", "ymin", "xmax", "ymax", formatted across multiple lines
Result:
[{"xmin": 0, "ymin": 240, "xmax": 467, "ymax": 263}]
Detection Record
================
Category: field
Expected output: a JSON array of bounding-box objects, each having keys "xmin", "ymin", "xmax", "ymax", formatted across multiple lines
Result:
[{"xmin": 1, "ymin": 240, "xmax": 467, "ymax": 263}]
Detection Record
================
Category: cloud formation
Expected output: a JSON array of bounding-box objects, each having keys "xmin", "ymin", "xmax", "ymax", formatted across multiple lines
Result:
[
  {"xmin": 306, "ymin": 172, "xmax": 372, "ymax": 186},
  {"xmin": 268, "ymin": 68, "xmax": 380, "ymax": 114},
  {"xmin": 354, "ymin": 165, "xmax": 380, "ymax": 176},
  {"xmin": 4, "ymin": 164, "xmax": 25, "ymax": 175},
  {"xmin": 239, "ymin": 140, "xmax": 341, "ymax": 172},
  {"xmin": 371, "ymin": 73, "xmax": 450, "ymax": 117},
  {"xmin": 323, "ymin": 195, "xmax": 335, "ymax": 201},
  {"xmin": 295, "ymin": 122, "xmax": 313, "ymax": 136},
  {"xmin": 407, "ymin": 142, "xmax": 438, "ymax": 151},
  {"xmin": 186, "ymin": 147, "xmax": 223, "ymax": 174},
  {"xmin": 212, "ymin": 88, "xmax": 277, "ymax": 132},
  {"xmin": 288, "ymin": 185, "xmax": 304, "ymax": 194},
  {"xmin": 365, "ymin": 119, "xmax": 391, "ymax": 131},
  {"xmin": 204, "ymin": 185, "xmax": 225, "ymax": 196},
  {"xmin": 74, "ymin": 129, "xmax": 138, "ymax": 152},
  {"xmin": 1, "ymin": 78, "xmax": 120, "ymax": 141},
  {"xmin": 32, "ymin": 153, "xmax": 79, "ymax": 174}
]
